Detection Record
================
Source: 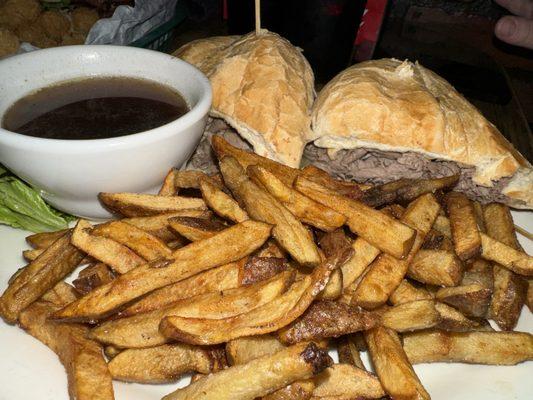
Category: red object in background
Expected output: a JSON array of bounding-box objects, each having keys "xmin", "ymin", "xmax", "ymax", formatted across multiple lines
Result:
[{"xmin": 354, "ymin": 0, "xmax": 388, "ymax": 62}]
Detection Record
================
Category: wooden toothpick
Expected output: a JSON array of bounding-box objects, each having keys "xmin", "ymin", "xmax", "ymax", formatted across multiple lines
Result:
[{"xmin": 255, "ymin": 0, "xmax": 261, "ymax": 35}]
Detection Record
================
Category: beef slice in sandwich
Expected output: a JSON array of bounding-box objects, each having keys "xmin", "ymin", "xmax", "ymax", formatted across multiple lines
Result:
[
  {"xmin": 306, "ymin": 58, "xmax": 532, "ymax": 209},
  {"xmin": 173, "ymin": 30, "xmax": 315, "ymax": 170}
]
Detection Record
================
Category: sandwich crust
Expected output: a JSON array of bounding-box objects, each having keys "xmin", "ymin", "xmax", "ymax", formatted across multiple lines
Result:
[
  {"xmin": 311, "ymin": 58, "xmax": 532, "ymax": 209},
  {"xmin": 175, "ymin": 30, "xmax": 315, "ymax": 167}
]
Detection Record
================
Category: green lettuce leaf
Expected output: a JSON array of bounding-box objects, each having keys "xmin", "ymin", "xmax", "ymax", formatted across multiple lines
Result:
[{"xmin": 0, "ymin": 176, "xmax": 73, "ymax": 232}]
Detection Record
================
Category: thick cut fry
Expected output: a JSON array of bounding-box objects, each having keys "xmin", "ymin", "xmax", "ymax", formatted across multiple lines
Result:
[
  {"xmin": 159, "ymin": 169, "xmax": 179, "ymax": 195},
  {"xmin": 99, "ymin": 192, "xmax": 207, "ymax": 217},
  {"xmin": 124, "ymin": 210, "xmax": 212, "ymax": 242},
  {"xmin": 226, "ymin": 335, "xmax": 286, "ymax": 366},
  {"xmin": 264, "ymin": 380, "xmax": 315, "ymax": 400},
  {"xmin": 389, "ymin": 280, "xmax": 433, "ymax": 305},
  {"xmin": 362, "ymin": 175, "xmax": 459, "ymax": 208},
  {"xmin": 435, "ymin": 284, "xmax": 491, "ymax": 318},
  {"xmin": 311, "ymin": 364, "xmax": 385, "ymax": 400},
  {"xmin": 480, "ymin": 233, "xmax": 533, "ymax": 277},
  {"xmin": 461, "ymin": 258, "xmax": 493, "ymax": 290},
  {"xmin": 301, "ymin": 165, "xmax": 365, "ymax": 200},
  {"xmin": 336, "ymin": 335, "xmax": 366, "ymax": 370},
  {"xmin": 212, "ymin": 135, "xmax": 300, "ymax": 186},
  {"xmin": 407, "ymin": 249, "xmax": 463, "ymax": 286},
  {"xmin": 434, "ymin": 302, "xmax": 486, "ymax": 332},
  {"xmin": 295, "ymin": 176, "xmax": 415, "ymax": 259},
  {"xmin": 445, "ymin": 192, "xmax": 481, "ymax": 261},
  {"xmin": 472, "ymin": 201, "xmax": 486, "ymax": 233},
  {"xmin": 317, "ymin": 269, "xmax": 343, "ymax": 300},
  {"xmin": 433, "ymin": 215, "xmax": 452, "ymax": 238},
  {"xmin": 221, "ymin": 157, "xmax": 321, "ymax": 267},
  {"xmin": 483, "ymin": 203, "xmax": 526, "ymax": 330},
  {"xmin": 160, "ymin": 249, "xmax": 351, "ymax": 345},
  {"xmin": 90, "ymin": 271, "xmax": 293, "ymax": 348},
  {"xmin": 121, "ymin": 262, "xmax": 241, "ymax": 316},
  {"xmin": 168, "ymin": 216, "xmax": 226, "ymax": 241},
  {"xmin": 421, "ymin": 229, "xmax": 454, "ymax": 251},
  {"xmin": 403, "ymin": 330, "xmax": 533, "ymax": 365},
  {"xmin": 92, "ymin": 220, "xmax": 172, "ymax": 260},
  {"xmin": 72, "ymin": 263, "xmax": 114, "ymax": 296},
  {"xmin": 108, "ymin": 343, "xmax": 220, "ymax": 383},
  {"xmin": 160, "ymin": 169, "xmax": 224, "ymax": 195},
  {"xmin": 365, "ymin": 327, "xmax": 430, "ymax": 400},
  {"xmin": 249, "ymin": 165, "xmax": 346, "ymax": 232},
  {"xmin": 52, "ymin": 220, "xmax": 272, "ymax": 322},
  {"xmin": 241, "ymin": 256, "xmax": 289, "ymax": 285},
  {"xmin": 26, "ymin": 229, "xmax": 70, "ymax": 249},
  {"xmin": 381, "ymin": 300, "xmax": 441, "ymax": 332},
  {"xmin": 318, "ymin": 229, "xmax": 351, "ymax": 259},
  {"xmin": 18, "ymin": 284, "xmax": 114, "ymax": 400},
  {"xmin": 72, "ymin": 220, "xmax": 146, "ymax": 274},
  {"xmin": 278, "ymin": 301, "xmax": 379, "ymax": 344},
  {"xmin": 161, "ymin": 342, "xmax": 332, "ymax": 400},
  {"xmin": 351, "ymin": 194, "xmax": 440, "ymax": 309},
  {"xmin": 341, "ymin": 238, "xmax": 381, "ymax": 291},
  {"xmin": 528, "ymin": 279, "xmax": 533, "ymax": 312},
  {"xmin": 0, "ymin": 233, "xmax": 84, "ymax": 324},
  {"xmin": 22, "ymin": 248, "xmax": 45, "ymax": 261},
  {"xmin": 200, "ymin": 178, "xmax": 249, "ymax": 223}
]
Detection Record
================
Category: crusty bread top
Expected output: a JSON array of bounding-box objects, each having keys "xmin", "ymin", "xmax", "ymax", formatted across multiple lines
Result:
[
  {"xmin": 173, "ymin": 36, "xmax": 239, "ymax": 74},
  {"xmin": 175, "ymin": 30, "xmax": 315, "ymax": 167},
  {"xmin": 312, "ymin": 59, "xmax": 531, "ymax": 187}
]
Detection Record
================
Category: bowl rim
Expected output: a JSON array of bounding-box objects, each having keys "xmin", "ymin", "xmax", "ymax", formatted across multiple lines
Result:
[{"xmin": 0, "ymin": 45, "xmax": 212, "ymax": 152}]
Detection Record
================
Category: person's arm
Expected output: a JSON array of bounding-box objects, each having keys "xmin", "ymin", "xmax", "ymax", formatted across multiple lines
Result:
[{"xmin": 494, "ymin": 0, "xmax": 533, "ymax": 49}]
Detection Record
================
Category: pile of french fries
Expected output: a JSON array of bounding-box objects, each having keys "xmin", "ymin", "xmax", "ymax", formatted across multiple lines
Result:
[{"xmin": 1, "ymin": 135, "xmax": 532, "ymax": 400}]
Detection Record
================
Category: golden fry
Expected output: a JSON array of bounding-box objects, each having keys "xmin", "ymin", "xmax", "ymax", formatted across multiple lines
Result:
[
  {"xmin": 407, "ymin": 249, "xmax": 463, "ymax": 286},
  {"xmin": 435, "ymin": 284, "xmax": 491, "ymax": 318},
  {"xmin": 389, "ymin": 280, "xmax": 433, "ymax": 305},
  {"xmin": 200, "ymin": 178, "xmax": 249, "ymax": 223},
  {"xmin": 311, "ymin": 364, "xmax": 385, "ymax": 399},
  {"xmin": 381, "ymin": 300, "xmax": 441, "ymax": 332},
  {"xmin": 480, "ymin": 233, "xmax": 533, "ymax": 277},
  {"xmin": 403, "ymin": 330, "xmax": 533, "ymax": 365},
  {"xmin": 445, "ymin": 192, "xmax": 481, "ymax": 261},
  {"xmin": 168, "ymin": 216, "xmax": 226, "ymax": 241}
]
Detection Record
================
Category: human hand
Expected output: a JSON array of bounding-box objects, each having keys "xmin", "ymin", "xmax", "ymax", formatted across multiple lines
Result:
[{"xmin": 494, "ymin": 0, "xmax": 533, "ymax": 49}]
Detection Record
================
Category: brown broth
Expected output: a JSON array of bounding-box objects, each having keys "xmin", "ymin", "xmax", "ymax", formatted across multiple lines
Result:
[{"xmin": 2, "ymin": 77, "xmax": 189, "ymax": 140}]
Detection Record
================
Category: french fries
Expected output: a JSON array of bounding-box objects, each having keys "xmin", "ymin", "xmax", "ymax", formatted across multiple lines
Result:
[
  {"xmin": 435, "ymin": 284, "xmax": 491, "ymax": 318},
  {"xmin": 0, "ymin": 233, "xmax": 84, "ymax": 324},
  {"xmin": 52, "ymin": 220, "xmax": 272, "ymax": 321},
  {"xmin": 121, "ymin": 261, "xmax": 242, "ymax": 316},
  {"xmin": 301, "ymin": 165, "xmax": 365, "ymax": 199},
  {"xmin": 278, "ymin": 301, "xmax": 380, "ymax": 344},
  {"xmin": 365, "ymin": 326, "xmax": 430, "ymax": 400},
  {"xmin": 445, "ymin": 192, "xmax": 481, "ymax": 261},
  {"xmin": 162, "ymin": 342, "xmax": 332, "ymax": 400},
  {"xmin": 336, "ymin": 335, "xmax": 366, "ymax": 370},
  {"xmin": 403, "ymin": 330, "xmax": 533, "ymax": 365},
  {"xmin": 18, "ymin": 283, "xmax": 114, "ymax": 400},
  {"xmin": 350, "ymin": 193, "xmax": 441, "ymax": 309},
  {"xmin": 248, "ymin": 165, "xmax": 346, "ymax": 231},
  {"xmin": 159, "ymin": 169, "xmax": 224, "ymax": 195},
  {"xmin": 168, "ymin": 216, "xmax": 226, "ymax": 241},
  {"xmin": 226, "ymin": 335, "xmax": 286, "ymax": 366},
  {"xmin": 159, "ymin": 249, "xmax": 351, "ymax": 345},
  {"xmin": 295, "ymin": 176, "xmax": 416, "ymax": 259},
  {"xmin": 483, "ymin": 203, "xmax": 527, "ymax": 330},
  {"xmin": 407, "ymin": 249, "xmax": 463, "ymax": 286},
  {"xmin": 72, "ymin": 263, "xmax": 114, "ymax": 296},
  {"xmin": 26, "ymin": 229, "xmax": 69, "ymax": 249},
  {"xmin": 212, "ymin": 135, "xmax": 301, "ymax": 186},
  {"xmin": 362, "ymin": 174, "xmax": 459, "ymax": 207},
  {"xmin": 220, "ymin": 156, "xmax": 321, "ymax": 267},
  {"xmin": 311, "ymin": 364, "xmax": 385, "ymax": 399},
  {"xmin": 265, "ymin": 380, "xmax": 315, "ymax": 400},
  {"xmin": 241, "ymin": 256, "xmax": 289, "ymax": 285},
  {"xmin": 90, "ymin": 271, "xmax": 294, "ymax": 348},
  {"xmin": 99, "ymin": 192, "xmax": 207, "ymax": 217},
  {"xmin": 389, "ymin": 280, "xmax": 433, "ymax": 305},
  {"xmin": 108, "ymin": 343, "xmax": 223, "ymax": 383},
  {"xmin": 340, "ymin": 238, "xmax": 381, "ymax": 291},
  {"xmin": 480, "ymin": 233, "xmax": 533, "ymax": 277},
  {"xmin": 434, "ymin": 302, "xmax": 486, "ymax": 332},
  {"xmin": 381, "ymin": 300, "xmax": 441, "ymax": 332},
  {"xmin": 199, "ymin": 177, "xmax": 249, "ymax": 223}
]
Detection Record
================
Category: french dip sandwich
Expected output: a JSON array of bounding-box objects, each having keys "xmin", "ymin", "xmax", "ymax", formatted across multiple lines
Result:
[{"xmin": 176, "ymin": 36, "xmax": 532, "ymax": 209}]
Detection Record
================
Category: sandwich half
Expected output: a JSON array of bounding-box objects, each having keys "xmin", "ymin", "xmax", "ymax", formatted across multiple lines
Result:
[{"xmin": 306, "ymin": 58, "xmax": 532, "ymax": 209}]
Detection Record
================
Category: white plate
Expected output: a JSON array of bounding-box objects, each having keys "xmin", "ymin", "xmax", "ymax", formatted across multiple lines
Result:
[{"xmin": 0, "ymin": 211, "xmax": 532, "ymax": 400}]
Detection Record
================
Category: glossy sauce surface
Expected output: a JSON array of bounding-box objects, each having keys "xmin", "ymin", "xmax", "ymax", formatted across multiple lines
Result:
[{"xmin": 3, "ymin": 77, "xmax": 189, "ymax": 140}]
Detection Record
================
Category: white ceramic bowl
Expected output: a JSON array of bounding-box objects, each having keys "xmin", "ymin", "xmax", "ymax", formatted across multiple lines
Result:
[{"xmin": 0, "ymin": 45, "xmax": 212, "ymax": 219}]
